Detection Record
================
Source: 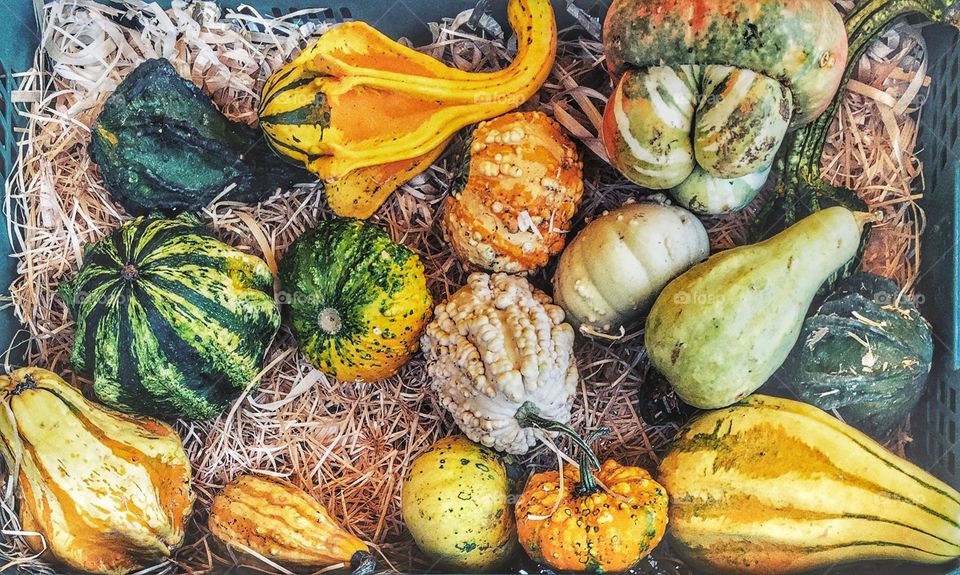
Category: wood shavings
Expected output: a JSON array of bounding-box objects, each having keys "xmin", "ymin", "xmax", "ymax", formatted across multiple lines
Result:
[
  {"xmin": 1, "ymin": 0, "xmax": 932, "ymax": 573},
  {"xmin": 820, "ymin": 20, "xmax": 928, "ymax": 293}
]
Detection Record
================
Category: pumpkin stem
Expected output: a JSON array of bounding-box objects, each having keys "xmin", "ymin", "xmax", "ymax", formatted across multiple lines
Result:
[
  {"xmin": 318, "ymin": 307, "xmax": 343, "ymax": 335},
  {"xmin": 120, "ymin": 263, "xmax": 139, "ymax": 281},
  {"xmin": 514, "ymin": 401, "xmax": 600, "ymax": 469},
  {"xmin": 350, "ymin": 550, "xmax": 376, "ymax": 575},
  {"xmin": 10, "ymin": 374, "xmax": 37, "ymax": 396},
  {"xmin": 573, "ymin": 427, "xmax": 611, "ymax": 498}
]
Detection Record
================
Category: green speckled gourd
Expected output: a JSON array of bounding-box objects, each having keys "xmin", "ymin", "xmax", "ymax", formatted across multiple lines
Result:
[
  {"xmin": 89, "ymin": 58, "xmax": 307, "ymax": 215},
  {"xmin": 401, "ymin": 435, "xmax": 517, "ymax": 571},
  {"xmin": 645, "ymin": 207, "xmax": 879, "ymax": 409},
  {"xmin": 769, "ymin": 273, "xmax": 933, "ymax": 439},
  {"xmin": 278, "ymin": 218, "xmax": 432, "ymax": 382},
  {"xmin": 58, "ymin": 213, "xmax": 280, "ymax": 421}
]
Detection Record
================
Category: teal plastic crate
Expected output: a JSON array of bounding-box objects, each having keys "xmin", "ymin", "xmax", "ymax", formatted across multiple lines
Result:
[
  {"xmin": 0, "ymin": 2, "xmax": 959, "ymax": 575},
  {"xmin": 916, "ymin": 23, "xmax": 960, "ymax": 491}
]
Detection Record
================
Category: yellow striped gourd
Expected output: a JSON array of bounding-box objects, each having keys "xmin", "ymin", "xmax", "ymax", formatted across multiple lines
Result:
[
  {"xmin": 658, "ymin": 394, "xmax": 960, "ymax": 574},
  {"xmin": 209, "ymin": 475, "xmax": 374, "ymax": 573}
]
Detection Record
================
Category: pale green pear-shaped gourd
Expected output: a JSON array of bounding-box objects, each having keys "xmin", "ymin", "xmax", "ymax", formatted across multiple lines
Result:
[{"xmin": 645, "ymin": 207, "xmax": 879, "ymax": 409}]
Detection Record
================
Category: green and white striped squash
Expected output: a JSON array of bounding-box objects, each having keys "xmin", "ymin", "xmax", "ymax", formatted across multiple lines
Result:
[
  {"xmin": 602, "ymin": 65, "xmax": 699, "ymax": 189},
  {"xmin": 671, "ymin": 165, "xmax": 771, "ymax": 215},
  {"xmin": 694, "ymin": 65, "xmax": 793, "ymax": 179},
  {"xmin": 59, "ymin": 213, "xmax": 280, "ymax": 421},
  {"xmin": 659, "ymin": 394, "xmax": 960, "ymax": 575}
]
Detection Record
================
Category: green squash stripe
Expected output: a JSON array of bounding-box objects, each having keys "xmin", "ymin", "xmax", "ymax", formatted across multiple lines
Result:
[
  {"xmin": 114, "ymin": 287, "xmax": 223, "ymax": 420},
  {"xmin": 259, "ymin": 91, "xmax": 330, "ymax": 128},
  {"xmin": 263, "ymin": 132, "xmax": 319, "ymax": 163},
  {"xmin": 260, "ymin": 64, "xmax": 300, "ymax": 106},
  {"xmin": 72, "ymin": 279, "xmax": 124, "ymax": 377},
  {"xmin": 259, "ymin": 76, "xmax": 317, "ymax": 112},
  {"xmin": 144, "ymin": 272, "xmax": 276, "ymax": 366},
  {"xmin": 65, "ymin": 215, "xmax": 279, "ymax": 421}
]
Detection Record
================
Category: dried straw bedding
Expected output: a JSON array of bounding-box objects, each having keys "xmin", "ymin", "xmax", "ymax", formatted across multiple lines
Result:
[{"xmin": 0, "ymin": 0, "xmax": 931, "ymax": 572}]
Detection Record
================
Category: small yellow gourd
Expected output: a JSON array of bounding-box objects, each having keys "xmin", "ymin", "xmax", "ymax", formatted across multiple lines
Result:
[
  {"xmin": 208, "ymin": 475, "xmax": 374, "ymax": 573},
  {"xmin": 401, "ymin": 436, "xmax": 517, "ymax": 571}
]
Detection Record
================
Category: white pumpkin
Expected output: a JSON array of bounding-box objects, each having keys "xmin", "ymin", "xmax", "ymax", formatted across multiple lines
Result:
[{"xmin": 552, "ymin": 201, "xmax": 709, "ymax": 337}]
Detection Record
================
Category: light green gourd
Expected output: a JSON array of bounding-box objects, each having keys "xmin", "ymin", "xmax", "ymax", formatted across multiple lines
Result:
[
  {"xmin": 644, "ymin": 206, "xmax": 879, "ymax": 409},
  {"xmin": 671, "ymin": 165, "xmax": 771, "ymax": 215}
]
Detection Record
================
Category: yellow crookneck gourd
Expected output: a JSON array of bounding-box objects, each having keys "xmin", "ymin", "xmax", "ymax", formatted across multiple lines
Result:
[{"xmin": 258, "ymin": 0, "xmax": 557, "ymax": 218}]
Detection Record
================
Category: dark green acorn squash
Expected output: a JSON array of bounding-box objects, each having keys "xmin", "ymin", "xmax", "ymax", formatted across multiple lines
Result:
[
  {"xmin": 59, "ymin": 213, "xmax": 281, "ymax": 420},
  {"xmin": 768, "ymin": 273, "xmax": 933, "ymax": 439},
  {"xmin": 278, "ymin": 218, "xmax": 432, "ymax": 383},
  {"xmin": 89, "ymin": 58, "xmax": 308, "ymax": 215}
]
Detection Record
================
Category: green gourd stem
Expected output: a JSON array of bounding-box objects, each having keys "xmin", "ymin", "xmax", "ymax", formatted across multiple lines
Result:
[
  {"xmin": 350, "ymin": 550, "xmax": 377, "ymax": 575},
  {"xmin": 514, "ymin": 401, "xmax": 601, "ymax": 470},
  {"xmin": 573, "ymin": 427, "xmax": 612, "ymax": 498},
  {"xmin": 763, "ymin": 0, "xmax": 959, "ymax": 239}
]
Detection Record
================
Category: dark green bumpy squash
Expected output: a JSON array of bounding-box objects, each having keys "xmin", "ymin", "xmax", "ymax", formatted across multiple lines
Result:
[
  {"xmin": 89, "ymin": 58, "xmax": 308, "ymax": 215},
  {"xmin": 59, "ymin": 213, "xmax": 281, "ymax": 420},
  {"xmin": 769, "ymin": 273, "xmax": 933, "ymax": 439}
]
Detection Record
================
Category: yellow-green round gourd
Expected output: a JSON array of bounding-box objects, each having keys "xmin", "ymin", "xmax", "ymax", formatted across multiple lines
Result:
[{"xmin": 401, "ymin": 436, "xmax": 516, "ymax": 571}]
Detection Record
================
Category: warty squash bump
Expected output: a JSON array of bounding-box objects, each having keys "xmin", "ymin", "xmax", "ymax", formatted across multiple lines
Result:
[
  {"xmin": 421, "ymin": 273, "xmax": 579, "ymax": 454},
  {"xmin": 516, "ymin": 429, "xmax": 669, "ymax": 573},
  {"xmin": 443, "ymin": 111, "xmax": 584, "ymax": 273}
]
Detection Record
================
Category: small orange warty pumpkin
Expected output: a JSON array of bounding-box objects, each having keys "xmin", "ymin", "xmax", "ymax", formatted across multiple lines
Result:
[
  {"xmin": 442, "ymin": 111, "xmax": 584, "ymax": 273},
  {"xmin": 515, "ymin": 430, "xmax": 669, "ymax": 573}
]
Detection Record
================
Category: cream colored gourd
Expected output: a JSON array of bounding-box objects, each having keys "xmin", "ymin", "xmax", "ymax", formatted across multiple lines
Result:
[
  {"xmin": 645, "ymin": 206, "xmax": 878, "ymax": 409},
  {"xmin": 0, "ymin": 368, "xmax": 193, "ymax": 575},
  {"xmin": 402, "ymin": 436, "xmax": 517, "ymax": 571},
  {"xmin": 421, "ymin": 273, "xmax": 578, "ymax": 454},
  {"xmin": 553, "ymin": 201, "xmax": 709, "ymax": 336},
  {"xmin": 208, "ymin": 475, "xmax": 373, "ymax": 573},
  {"xmin": 659, "ymin": 395, "xmax": 960, "ymax": 574}
]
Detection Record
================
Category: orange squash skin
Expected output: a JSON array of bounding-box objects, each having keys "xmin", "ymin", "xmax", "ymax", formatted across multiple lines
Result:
[
  {"xmin": 209, "ymin": 475, "xmax": 370, "ymax": 571},
  {"xmin": 516, "ymin": 459, "xmax": 669, "ymax": 573},
  {"xmin": 442, "ymin": 111, "xmax": 583, "ymax": 273}
]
